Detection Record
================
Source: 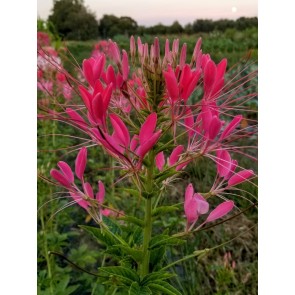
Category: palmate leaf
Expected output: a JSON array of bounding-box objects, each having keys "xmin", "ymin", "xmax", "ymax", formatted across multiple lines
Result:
[
  {"xmin": 148, "ymin": 281, "xmax": 182, "ymax": 295},
  {"xmin": 102, "ymin": 215, "xmax": 122, "ymax": 235},
  {"xmin": 121, "ymin": 188, "xmax": 141, "ymax": 198},
  {"xmin": 129, "ymin": 282, "xmax": 152, "ymax": 295},
  {"xmin": 110, "ymin": 244, "xmax": 144, "ymax": 263},
  {"xmin": 118, "ymin": 215, "xmax": 144, "ymax": 227},
  {"xmin": 79, "ymin": 225, "xmax": 119, "ymax": 247},
  {"xmin": 140, "ymin": 271, "xmax": 176, "ymax": 286},
  {"xmin": 149, "ymin": 234, "xmax": 186, "ymax": 250},
  {"xmin": 150, "ymin": 245, "xmax": 166, "ymax": 270},
  {"xmin": 99, "ymin": 266, "xmax": 140, "ymax": 286}
]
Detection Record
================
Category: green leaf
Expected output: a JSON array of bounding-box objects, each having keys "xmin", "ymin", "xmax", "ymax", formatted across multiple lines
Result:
[
  {"xmin": 155, "ymin": 170, "xmax": 179, "ymax": 183},
  {"xmin": 111, "ymin": 244, "xmax": 144, "ymax": 262},
  {"xmin": 129, "ymin": 282, "xmax": 152, "ymax": 295},
  {"xmin": 148, "ymin": 281, "xmax": 182, "ymax": 295},
  {"xmin": 118, "ymin": 215, "xmax": 144, "ymax": 227},
  {"xmin": 150, "ymin": 246, "xmax": 166, "ymax": 270},
  {"xmin": 141, "ymin": 271, "xmax": 176, "ymax": 286},
  {"xmin": 149, "ymin": 235, "xmax": 186, "ymax": 250},
  {"xmin": 102, "ymin": 216, "xmax": 122, "ymax": 235},
  {"xmin": 79, "ymin": 225, "xmax": 118, "ymax": 247},
  {"xmin": 152, "ymin": 206, "xmax": 179, "ymax": 217},
  {"xmin": 129, "ymin": 226, "xmax": 143, "ymax": 246},
  {"xmin": 122, "ymin": 188, "xmax": 141, "ymax": 198},
  {"xmin": 99, "ymin": 266, "xmax": 140, "ymax": 286}
]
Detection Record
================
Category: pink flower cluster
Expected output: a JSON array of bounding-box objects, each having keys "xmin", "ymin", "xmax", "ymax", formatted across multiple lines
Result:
[
  {"xmin": 41, "ymin": 36, "xmax": 256, "ymax": 225},
  {"xmin": 50, "ymin": 147, "xmax": 119, "ymax": 218},
  {"xmin": 37, "ymin": 34, "xmax": 73, "ymax": 101}
]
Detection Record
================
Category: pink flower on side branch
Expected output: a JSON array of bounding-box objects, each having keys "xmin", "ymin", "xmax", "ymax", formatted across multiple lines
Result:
[{"xmin": 184, "ymin": 183, "xmax": 235, "ymax": 231}]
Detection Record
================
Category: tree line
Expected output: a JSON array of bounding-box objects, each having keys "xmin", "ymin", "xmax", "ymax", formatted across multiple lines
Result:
[{"xmin": 43, "ymin": 0, "xmax": 258, "ymax": 40}]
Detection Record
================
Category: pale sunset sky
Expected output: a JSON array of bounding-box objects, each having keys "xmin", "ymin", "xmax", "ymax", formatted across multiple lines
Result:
[{"xmin": 37, "ymin": 0, "xmax": 257, "ymax": 26}]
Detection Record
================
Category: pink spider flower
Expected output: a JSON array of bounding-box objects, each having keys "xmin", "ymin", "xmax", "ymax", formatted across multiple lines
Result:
[
  {"xmin": 155, "ymin": 145, "xmax": 190, "ymax": 172},
  {"xmin": 82, "ymin": 55, "xmax": 106, "ymax": 88},
  {"xmin": 184, "ymin": 183, "xmax": 235, "ymax": 231},
  {"xmin": 50, "ymin": 148, "xmax": 112, "ymax": 215},
  {"xmin": 93, "ymin": 113, "xmax": 162, "ymax": 169},
  {"xmin": 163, "ymin": 65, "xmax": 201, "ymax": 104},
  {"xmin": 78, "ymin": 81, "xmax": 113, "ymax": 129}
]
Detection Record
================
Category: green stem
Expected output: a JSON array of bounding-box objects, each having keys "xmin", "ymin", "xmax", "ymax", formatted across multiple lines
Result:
[
  {"xmin": 141, "ymin": 197, "xmax": 152, "ymax": 277},
  {"xmin": 140, "ymin": 151, "xmax": 155, "ymax": 278},
  {"xmin": 161, "ymin": 224, "xmax": 257, "ymax": 271},
  {"xmin": 40, "ymin": 209, "xmax": 54, "ymax": 295}
]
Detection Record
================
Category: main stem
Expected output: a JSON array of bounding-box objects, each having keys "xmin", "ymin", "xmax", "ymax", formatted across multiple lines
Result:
[
  {"xmin": 140, "ymin": 151, "xmax": 155, "ymax": 278},
  {"xmin": 141, "ymin": 197, "xmax": 152, "ymax": 277}
]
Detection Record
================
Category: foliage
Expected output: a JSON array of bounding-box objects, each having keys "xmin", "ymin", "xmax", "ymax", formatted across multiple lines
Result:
[
  {"xmin": 98, "ymin": 15, "xmax": 138, "ymax": 38},
  {"xmin": 48, "ymin": 0, "xmax": 98, "ymax": 40}
]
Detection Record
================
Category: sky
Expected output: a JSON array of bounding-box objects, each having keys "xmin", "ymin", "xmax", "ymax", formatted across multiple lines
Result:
[{"xmin": 37, "ymin": 0, "xmax": 257, "ymax": 26}]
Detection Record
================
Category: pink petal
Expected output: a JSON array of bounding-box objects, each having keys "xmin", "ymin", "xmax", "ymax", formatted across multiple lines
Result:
[
  {"xmin": 70, "ymin": 192, "xmax": 88, "ymax": 210},
  {"xmin": 206, "ymin": 201, "xmax": 234, "ymax": 223},
  {"xmin": 168, "ymin": 145, "xmax": 184, "ymax": 166},
  {"xmin": 155, "ymin": 151, "xmax": 165, "ymax": 171},
  {"xmin": 201, "ymin": 105, "xmax": 212, "ymax": 132},
  {"xmin": 50, "ymin": 169, "xmax": 71, "ymax": 188},
  {"xmin": 228, "ymin": 170, "xmax": 255, "ymax": 187},
  {"xmin": 184, "ymin": 107, "xmax": 194, "ymax": 138},
  {"xmin": 93, "ymin": 55, "xmax": 105, "ymax": 81},
  {"xmin": 102, "ymin": 83, "xmax": 113, "ymax": 113},
  {"xmin": 220, "ymin": 115, "xmax": 243, "ymax": 140},
  {"xmin": 57, "ymin": 161, "xmax": 74, "ymax": 183},
  {"xmin": 122, "ymin": 50, "xmax": 129, "ymax": 81},
  {"xmin": 137, "ymin": 37, "xmax": 143, "ymax": 56},
  {"xmin": 130, "ymin": 35, "xmax": 136, "ymax": 57},
  {"xmin": 110, "ymin": 114, "xmax": 130, "ymax": 147},
  {"xmin": 82, "ymin": 58, "xmax": 94, "ymax": 87},
  {"xmin": 179, "ymin": 43, "xmax": 187, "ymax": 69},
  {"xmin": 109, "ymin": 40, "xmax": 121, "ymax": 64},
  {"xmin": 208, "ymin": 116, "xmax": 222, "ymax": 140},
  {"xmin": 216, "ymin": 149, "xmax": 232, "ymax": 178},
  {"xmin": 184, "ymin": 197, "xmax": 199, "ymax": 224},
  {"xmin": 78, "ymin": 85, "xmax": 92, "ymax": 112},
  {"xmin": 163, "ymin": 67, "xmax": 179, "ymax": 102},
  {"xmin": 91, "ymin": 92, "xmax": 104, "ymax": 123},
  {"xmin": 182, "ymin": 69, "xmax": 201, "ymax": 101},
  {"xmin": 185, "ymin": 183, "xmax": 194, "ymax": 202},
  {"xmin": 136, "ymin": 130, "xmax": 161, "ymax": 159},
  {"xmin": 194, "ymin": 193, "xmax": 209, "ymax": 214},
  {"xmin": 153, "ymin": 37, "xmax": 160, "ymax": 60},
  {"xmin": 139, "ymin": 113, "xmax": 157, "ymax": 145},
  {"xmin": 225, "ymin": 160, "xmax": 237, "ymax": 180},
  {"xmin": 66, "ymin": 108, "xmax": 88, "ymax": 131},
  {"xmin": 106, "ymin": 65, "xmax": 116, "ymax": 87},
  {"xmin": 172, "ymin": 39, "xmax": 179, "ymax": 55},
  {"xmin": 216, "ymin": 58, "xmax": 227, "ymax": 81},
  {"xmin": 130, "ymin": 135, "xmax": 139, "ymax": 152},
  {"xmin": 96, "ymin": 180, "xmax": 105, "ymax": 204},
  {"xmin": 203, "ymin": 60, "xmax": 216, "ymax": 97},
  {"xmin": 193, "ymin": 38, "xmax": 202, "ymax": 63},
  {"xmin": 83, "ymin": 182, "xmax": 94, "ymax": 199},
  {"xmin": 75, "ymin": 147, "xmax": 87, "ymax": 180}
]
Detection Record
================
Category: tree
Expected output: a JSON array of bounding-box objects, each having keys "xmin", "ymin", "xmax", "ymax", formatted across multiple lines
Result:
[
  {"xmin": 168, "ymin": 21, "xmax": 184, "ymax": 34},
  {"xmin": 98, "ymin": 15, "xmax": 138, "ymax": 38},
  {"xmin": 48, "ymin": 0, "xmax": 98, "ymax": 40},
  {"xmin": 192, "ymin": 19, "xmax": 215, "ymax": 33}
]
